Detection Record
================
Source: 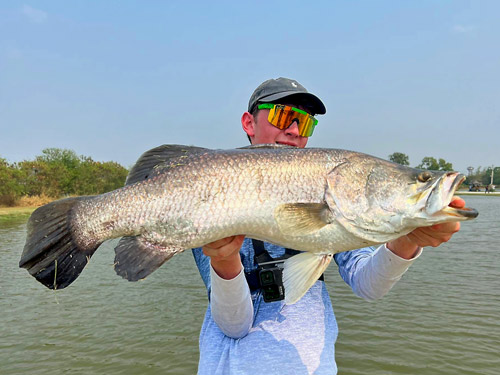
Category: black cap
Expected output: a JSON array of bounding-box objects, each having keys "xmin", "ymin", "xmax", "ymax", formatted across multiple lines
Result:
[{"xmin": 248, "ymin": 77, "xmax": 326, "ymax": 115}]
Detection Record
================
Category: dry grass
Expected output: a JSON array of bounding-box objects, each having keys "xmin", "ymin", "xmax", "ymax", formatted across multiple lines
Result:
[{"xmin": 16, "ymin": 194, "xmax": 55, "ymax": 207}]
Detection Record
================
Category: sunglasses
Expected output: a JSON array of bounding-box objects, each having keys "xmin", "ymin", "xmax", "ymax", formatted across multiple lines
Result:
[{"xmin": 257, "ymin": 103, "xmax": 318, "ymax": 137}]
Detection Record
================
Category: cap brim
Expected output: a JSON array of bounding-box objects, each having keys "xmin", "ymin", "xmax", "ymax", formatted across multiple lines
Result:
[{"xmin": 259, "ymin": 91, "xmax": 326, "ymax": 115}]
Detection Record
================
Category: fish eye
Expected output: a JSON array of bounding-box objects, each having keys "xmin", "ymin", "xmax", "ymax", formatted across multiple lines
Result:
[{"xmin": 417, "ymin": 171, "xmax": 433, "ymax": 182}]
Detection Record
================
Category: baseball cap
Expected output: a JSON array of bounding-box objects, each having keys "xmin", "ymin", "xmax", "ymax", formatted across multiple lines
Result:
[{"xmin": 248, "ymin": 77, "xmax": 326, "ymax": 115}]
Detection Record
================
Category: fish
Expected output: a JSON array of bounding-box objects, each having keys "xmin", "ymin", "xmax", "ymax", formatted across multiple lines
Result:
[{"xmin": 19, "ymin": 144, "xmax": 478, "ymax": 304}]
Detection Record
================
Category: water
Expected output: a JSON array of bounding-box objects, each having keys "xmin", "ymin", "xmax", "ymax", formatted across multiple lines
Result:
[
  {"xmin": 1, "ymin": 196, "xmax": 499, "ymax": 374},
  {"xmin": 331, "ymin": 195, "xmax": 500, "ymax": 374}
]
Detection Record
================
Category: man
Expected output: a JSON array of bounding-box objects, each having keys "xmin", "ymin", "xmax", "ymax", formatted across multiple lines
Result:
[{"xmin": 192, "ymin": 77, "xmax": 464, "ymax": 374}]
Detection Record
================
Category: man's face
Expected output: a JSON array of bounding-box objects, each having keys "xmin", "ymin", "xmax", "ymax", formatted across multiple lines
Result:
[{"xmin": 243, "ymin": 104, "xmax": 311, "ymax": 148}]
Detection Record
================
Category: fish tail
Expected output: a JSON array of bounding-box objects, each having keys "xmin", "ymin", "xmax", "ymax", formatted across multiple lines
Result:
[{"xmin": 19, "ymin": 197, "xmax": 100, "ymax": 290}]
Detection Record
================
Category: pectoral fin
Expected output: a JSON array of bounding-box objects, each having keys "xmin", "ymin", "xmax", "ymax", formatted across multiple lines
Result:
[
  {"xmin": 283, "ymin": 252, "xmax": 333, "ymax": 304},
  {"xmin": 274, "ymin": 203, "xmax": 332, "ymax": 236}
]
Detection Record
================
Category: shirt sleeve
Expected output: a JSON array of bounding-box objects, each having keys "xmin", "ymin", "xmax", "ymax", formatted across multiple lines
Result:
[
  {"xmin": 334, "ymin": 244, "xmax": 422, "ymax": 301},
  {"xmin": 209, "ymin": 262, "xmax": 254, "ymax": 339}
]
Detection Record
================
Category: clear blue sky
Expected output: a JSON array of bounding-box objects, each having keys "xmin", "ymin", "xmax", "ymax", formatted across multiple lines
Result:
[{"xmin": 1, "ymin": 0, "xmax": 498, "ymax": 174}]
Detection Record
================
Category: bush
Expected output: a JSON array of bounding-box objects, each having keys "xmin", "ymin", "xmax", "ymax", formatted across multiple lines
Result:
[
  {"xmin": 0, "ymin": 158, "xmax": 24, "ymax": 206},
  {"xmin": 0, "ymin": 150, "xmax": 128, "ymax": 204}
]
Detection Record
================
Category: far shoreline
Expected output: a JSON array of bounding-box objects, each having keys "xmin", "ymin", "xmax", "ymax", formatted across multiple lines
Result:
[
  {"xmin": 0, "ymin": 206, "xmax": 39, "ymax": 221},
  {"xmin": 0, "ymin": 208, "xmax": 37, "ymax": 225},
  {"xmin": 456, "ymin": 191, "xmax": 500, "ymax": 196}
]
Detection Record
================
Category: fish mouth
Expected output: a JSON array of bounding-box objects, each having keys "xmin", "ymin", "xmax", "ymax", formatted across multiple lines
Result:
[
  {"xmin": 441, "ymin": 205, "xmax": 479, "ymax": 218},
  {"xmin": 426, "ymin": 173, "xmax": 478, "ymax": 219}
]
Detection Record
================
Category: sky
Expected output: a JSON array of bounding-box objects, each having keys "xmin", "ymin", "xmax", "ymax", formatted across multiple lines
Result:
[{"xmin": 0, "ymin": 0, "xmax": 498, "ymax": 174}]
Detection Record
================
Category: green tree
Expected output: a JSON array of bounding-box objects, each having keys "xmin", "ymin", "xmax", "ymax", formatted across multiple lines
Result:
[
  {"xmin": 417, "ymin": 157, "xmax": 453, "ymax": 171},
  {"xmin": 482, "ymin": 166, "xmax": 500, "ymax": 186},
  {"xmin": 73, "ymin": 157, "xmax": 128, "ymax": 195},
  {"xmin": 437, "ymin": 158, "xmax": 453, "ymax": 171},
  {"xmin": 0, "ymin": 158, "xmax": 24, "ymax": 206},
  {"xmin": 388, "ymin": 152, "xmax": 410, "ymax": 166},
  {"xmin": 36, "ymin": 148, "xmax": 81, "ymax": 196},
  {"xmin": 16, "ymin": 148, "xmax": 128, "ymax": 198},
  {"xmin": 17, "ymin": 160, "xmax": 47, "ymax": 196},
  {"xmin": 38, "ymin": 148, "xmax": 80, "ymax": 168}
]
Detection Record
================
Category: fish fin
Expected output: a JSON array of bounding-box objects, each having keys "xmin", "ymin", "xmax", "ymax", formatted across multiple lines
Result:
[
  {"xmin": 238, "ymin": 144, "xmax": 296, "ymax": 150},
  {"xmin": 126, "ymin": 144, "xmax": 210, "ymax": 185},
  {"xmin": 283, "ymin": 252, "xmax": 332, "ymax": 304},
  {"xmin": 114, "ymin": 236, "xmax": 182, "ymax": 281},
  {"xmin": 274, "ymin": 203, "xmax": 332, "ymax": 236},
  {"xmin": 19, "ymin": 197, "xmax": 100, "ymax": 290}
]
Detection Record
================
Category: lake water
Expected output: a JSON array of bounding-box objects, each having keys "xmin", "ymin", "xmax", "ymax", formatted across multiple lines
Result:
[{"xmin": 1, "ymin": 196, "xmax": 499, "ymax": 374}]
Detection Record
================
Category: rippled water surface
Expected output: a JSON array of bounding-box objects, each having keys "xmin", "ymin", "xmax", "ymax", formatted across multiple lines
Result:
[{"xmin": 1, "ymin": 196, "xmax": 499, "ymax": 374}]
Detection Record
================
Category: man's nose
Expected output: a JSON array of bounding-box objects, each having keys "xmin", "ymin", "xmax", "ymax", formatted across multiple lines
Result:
[{"xmin": 285, "ymin": 120, "xmax": 300, "ymax": 136}]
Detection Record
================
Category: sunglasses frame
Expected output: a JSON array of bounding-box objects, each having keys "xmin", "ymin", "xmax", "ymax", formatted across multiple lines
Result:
[{"xmin": 257, "ymin": 103, "xmax": 318, "ymax": 137}]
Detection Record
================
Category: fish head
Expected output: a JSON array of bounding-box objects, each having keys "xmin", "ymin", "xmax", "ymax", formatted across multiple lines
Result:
[{"xmin": 326, "ymin": 154, "xmax": 478, "ymax": 243}]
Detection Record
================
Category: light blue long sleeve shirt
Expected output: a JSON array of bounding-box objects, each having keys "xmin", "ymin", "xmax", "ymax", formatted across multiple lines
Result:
[{"xmin": 193, "ymin": 238, "xmax": 418, "ymax": 374}]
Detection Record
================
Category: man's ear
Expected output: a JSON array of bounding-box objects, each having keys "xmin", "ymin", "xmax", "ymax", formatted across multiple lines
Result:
[{"xmin": 241, "ymin": 111, "xmax": 255, "ymax": 137}]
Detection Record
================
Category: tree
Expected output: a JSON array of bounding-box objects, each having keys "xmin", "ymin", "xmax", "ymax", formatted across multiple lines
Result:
[
  {"xmin": 482, "ymin": 166, "xmax": 500, "ymax": 186},
  {"xmin": 36, "ymin": 148, "xmax": 81, "ymax": 196},
  {"xmin": 73, "ymin": 158, "xmax": 128, "ymax": 195},
  {"xmin": 417, "ymin": 157, "xmax": 439, "ymax": 170},
  {"xmin": 417, "ymin": 157, "xmax": 453, "ymax": 171},
  {"xmin": 14, "ymin": 149, "xmax": 128, "ymax": 198},
  {"xmin": 0, "ymin": 158, "xmax": 24, "ymax": 206},
  {"xmin": 437, "ymin": 158, "xmax": 453, "ymax": 171},
  {"xmin": 0, "ymin": 150, "xmax": 129, "ymax": 203},
  {"xmin": 388, "ymin": 152, "xmax": 410, "ymax": 166},
  {"xmin": 38, "ymin": 148, "xmax": 80, "ymax": 168}
]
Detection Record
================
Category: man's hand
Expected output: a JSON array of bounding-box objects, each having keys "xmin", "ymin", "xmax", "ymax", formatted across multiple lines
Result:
[
  {"xmin": 203, "ymin": 235, "xmax": 245, "ymax": 279},
  {"xmin": 387, "ymin": 196, "xmax": 465, "ymax": 259}
]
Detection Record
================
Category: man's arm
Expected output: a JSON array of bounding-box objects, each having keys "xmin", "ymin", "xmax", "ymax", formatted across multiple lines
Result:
[{"xmin": 202, "ymin": 235, "xmax": 254, "ymax": 339}]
